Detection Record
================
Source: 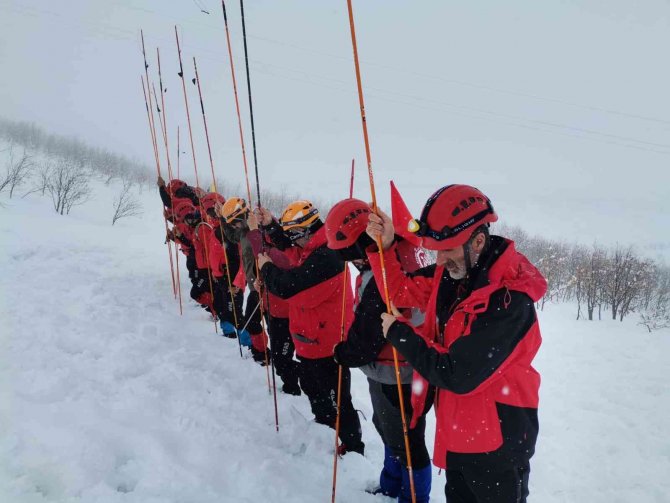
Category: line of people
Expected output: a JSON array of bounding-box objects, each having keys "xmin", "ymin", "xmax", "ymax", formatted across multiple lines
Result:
[{"xmin": 158, "ymin": 177, "xmax": 546, "ymax": 503}]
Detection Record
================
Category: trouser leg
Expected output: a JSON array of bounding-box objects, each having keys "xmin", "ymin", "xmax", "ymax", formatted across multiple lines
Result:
[
  {"xmin": 368, "ymin": 379, "xmax": 431, "ymax": 468},
  {"xmin": 299, "ymin": 356, "xmax": 363, "ymax": 453},
  {"xmin": 267, "ymin": 316, "xmax": 300, "ymax": 389},
  {"xmin": 445, "ymin": 463, "xmax": 530, "ymax": 503}
]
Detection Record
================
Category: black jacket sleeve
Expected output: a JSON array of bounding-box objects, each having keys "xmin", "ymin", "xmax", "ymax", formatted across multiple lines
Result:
[
  {"xmin": 260, "ymin": 245, "xmax": 344, "ymax": 299},
  {"xmin": 334, "ymin": 278, "xmax": 387, "ymax": 367},
  {"xmin": 176, "ymin": 232, "xmax": 192, "ymax": 248},
  {"xmin": 386, "ymin": 289, "xmax": 536, "ymax": 394},
  {"xmin": 159, "ymin": 186, "xmax": 172, "ymax": 207}
]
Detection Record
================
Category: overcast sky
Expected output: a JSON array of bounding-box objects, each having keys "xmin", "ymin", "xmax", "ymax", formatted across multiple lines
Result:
[{"xmin": 1, "ymin": 0, "xmax": 669, "ymax": 261}]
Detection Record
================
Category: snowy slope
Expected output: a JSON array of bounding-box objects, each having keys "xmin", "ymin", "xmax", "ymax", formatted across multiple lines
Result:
[{"xmin": 1, "ymin": 184, "xmax": 669, "ymax": 502}]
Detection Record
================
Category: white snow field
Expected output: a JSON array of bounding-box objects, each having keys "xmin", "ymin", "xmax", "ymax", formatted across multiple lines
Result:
[{"xmin": 1, "ymin": 184, "xmax": 669, "ymax": 502}]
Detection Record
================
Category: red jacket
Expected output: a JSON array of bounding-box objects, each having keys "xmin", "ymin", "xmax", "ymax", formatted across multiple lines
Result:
[
  {"xmin": 371, "ymin": 237, "xmax": 546, "ymax": 469},
  {"xmin": 260, "ymin": 226, "xmax": 354, "ymax": 359},
  {"xmin": 173, "ymin": 221, "xmax": 194, "ymax": 255},
  {"xmin": 194, "ymin": 221, "xmax": 227, "ymax": 277}
]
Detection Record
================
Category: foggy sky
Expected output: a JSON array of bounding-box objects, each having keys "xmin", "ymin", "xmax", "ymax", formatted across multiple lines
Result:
[{"xmin": 1, "ymin": 0, "xmax": 669, "ymax": 261}]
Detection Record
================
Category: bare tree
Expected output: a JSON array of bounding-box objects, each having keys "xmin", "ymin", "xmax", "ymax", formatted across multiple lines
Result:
[
  {"xmin": 618, "ymin": 258, "xmax": 654, "ymax": 321},
  {"xmin": 584, "ymin": 246, "xmax": 608, "ymax": 321},
  {"xmin": 639, "ymin": 268, "xmax": 670, "ymax": 332},
  {"xmin": 112, "ymin": 180, "xmax": 142, "ymax": 225},
  {"xmin": 21, "ymin": 162, "xmax": 52, "ymax": 198},
  {"xmin": 0, "ymin": 144, "xmax": 33, "ymax": 198},
  {"xmin": 0, "ymin": 117, "xmax": 153, "ymax": 186},
  {"xmin": 536, "ymin": 241, "xmax": 572, "ymax": 310},
  {"xmin": 35, "ymin": 162, "xmax": 51, "ymax": 196},
  {"xmin": 46, "ymin": 159, "xmax": 91, "ymax": 215}
]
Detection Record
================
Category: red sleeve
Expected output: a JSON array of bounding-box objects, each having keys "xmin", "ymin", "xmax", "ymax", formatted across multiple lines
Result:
[
  {"xmin": 233, "ymin": 263, "xmax": 246, "ymax": 290},
  {"xmin": 247, "ymin": 229, "xmax": 293, "ymax": 269},
  {"xmin": 367, "ymin": 242, "xmax": 434, "ymax": 309},
  {"xmin": 206, "ymin": 229, "xmax": 227, "ymax": 278}
]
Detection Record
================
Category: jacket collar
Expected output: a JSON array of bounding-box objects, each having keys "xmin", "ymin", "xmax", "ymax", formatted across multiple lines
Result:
[
  {"xmin": 466, "ymin": 235, "xmax": 547, "ymax": 303},
  {"xmin": 299, "ymin": 225, "xmax": 328, "ymax": 259}
]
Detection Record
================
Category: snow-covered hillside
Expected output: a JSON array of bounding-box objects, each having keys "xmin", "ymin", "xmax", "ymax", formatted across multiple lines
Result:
[{"xmin": 1, "ymin": 184, "xmax": 668, "ymax": 502}]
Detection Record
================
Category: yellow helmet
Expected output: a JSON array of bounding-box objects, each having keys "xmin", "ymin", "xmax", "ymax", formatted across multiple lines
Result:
[
  {"xmin": 219, "ymin": 197, "xmax": 249, "ymax": 223},
  {"xmin": 280, "ymin": 200, "xmax": 320, "ymax": 231}
]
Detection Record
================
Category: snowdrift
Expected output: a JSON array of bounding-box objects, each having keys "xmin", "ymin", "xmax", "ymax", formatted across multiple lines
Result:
[{"xmin": 1, "ymin": 183, "xmax": 668, "ymax": 502}]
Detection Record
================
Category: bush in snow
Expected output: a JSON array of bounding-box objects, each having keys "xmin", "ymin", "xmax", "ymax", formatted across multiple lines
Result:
[
  {"xmin": 45, "ymin": 159, "xmax": 92, "ymax": 215},
  {"xmin": 0, "ymin": 142, "xmax": 33, "ymax": 198},
  {"xmin": 112, "ymin": 180, "xmax": 143, "ymax": 225}
]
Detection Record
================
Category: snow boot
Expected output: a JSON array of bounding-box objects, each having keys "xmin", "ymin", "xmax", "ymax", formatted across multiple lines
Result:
[
  {"xmin": 281, "ymin": 381, "xmax": 301, "ymax": 396},
  {"xmin": 220, "ymin": 321, "xmax": 237, "ymax": 338},
  {"xmin": 373, "ymin": 445, "xmax": 402, "ymax": 498},
  {"xmin": 195, "ymin": 292, "xmax": 215, "ymax": 316},
  {"xmin": 400, "ymin": 464, "xmax": 431, "ymax": 503},
  {"xmin": 250, "ymin": 333, "xmax": 269, "ymax": 365},
  {"xmin": 337, "ymin": 441, "xmax": 365, "ymax": 456}
]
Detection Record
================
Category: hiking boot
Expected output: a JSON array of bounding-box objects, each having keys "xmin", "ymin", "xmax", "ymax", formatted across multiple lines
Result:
[
  {"xmin": 281, "ymin": 381, "xmax": 301, "ymax": 396},
  {"xmin": 337, "ymin": 441, "xmax": 365, "ymax": 456},
  {"xmin": 250, "ymin": 347, "xmax": 269, "ymax": 366}
]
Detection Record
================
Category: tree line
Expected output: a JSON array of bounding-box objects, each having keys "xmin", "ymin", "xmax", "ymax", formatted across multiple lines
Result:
[
  {"xmin": 2, "ymin": 117, "xmax": 667, "ymax": 331},
  {"xmin": 0, "ymin": 117, "xmax": 149, "ymax": 223}
]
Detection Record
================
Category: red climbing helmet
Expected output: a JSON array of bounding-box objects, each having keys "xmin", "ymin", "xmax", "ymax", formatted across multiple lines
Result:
[
  {"xmin": 166, "ymin": 179, "xmax": 187, "ymax": 196},
  {"xmin": 200, "ymin": 192, "xmax": 225, "ymax": 213},
  {"xmin": 410, "ymin": 184, "xmax": 497, "ymax": 250},
  {"xmin": 325, "ymin": 198, "xmax": 372, "ymax": 250},
  {"xmin": 173, "ymin": 201, "xmax": 196, "ymax": 222}
]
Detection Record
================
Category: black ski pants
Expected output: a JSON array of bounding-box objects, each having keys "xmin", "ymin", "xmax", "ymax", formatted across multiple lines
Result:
[
  {"xmin": 298, "ymin": 356, "xmax": 363, "ymax": 452},
  {"xmin": 267, "ymin": 315, "xmax": 299, "ymax": 388},
  {"xmin": 186, "ymin": 251, "xmax": 197, "ymax": 281},
  {"xmin": 368, "ymin": 378, "xmax": 431, "ymax": 469},
  {"xmin": 218, "ymin": 287, "xmax": 244, "ymax": 327},
  {"xmin": 445, "ymin": 463, "xmax": 530, "ymax": 503}
]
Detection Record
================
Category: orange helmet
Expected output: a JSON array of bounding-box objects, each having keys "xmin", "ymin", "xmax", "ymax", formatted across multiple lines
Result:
[
  {"xmin": 411, "ymin": 184, "xmax": 497, "ymax": 250},
  {"xmin": 219, "ymin": 197, "xmax": 249, "ymax": 223},
  {"xmin": 280, "ymin": 200, "xmax": 320, "ymax": 232}
]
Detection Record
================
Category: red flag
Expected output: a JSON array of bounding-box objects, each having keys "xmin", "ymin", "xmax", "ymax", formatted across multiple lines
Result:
[{"xmin": 390, "ymin": 181, "xmax": 422, "ymax": 246}]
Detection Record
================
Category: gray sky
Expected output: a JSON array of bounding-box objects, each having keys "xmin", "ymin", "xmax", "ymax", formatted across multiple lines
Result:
[{"xmin": 1, "ymin": 0, "xmax": 669, "ymax": 260}]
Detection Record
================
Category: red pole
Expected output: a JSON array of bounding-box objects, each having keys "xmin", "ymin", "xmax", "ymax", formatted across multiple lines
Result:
[
  {"xmin": 345, "ymin": 2, "xmax": 416, "ymax": 502},
  {"xmin": 141, "ymin": 72, "xmax": 178, "ymax": 299},
  {"xmin": 221, "ymin": 0, "xmax": 280, "ymax": 430},
  {"xmin": 175, "ymin": 27, "xmax": 218, "ymax": 334}
]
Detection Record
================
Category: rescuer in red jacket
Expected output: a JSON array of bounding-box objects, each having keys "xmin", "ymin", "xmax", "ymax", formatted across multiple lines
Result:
[
  {"xmin": 326, "ymin": 198, "xmax": 433, "ymax": 502},
  {"xmin": 369, "ymin": 185, "xmax": 546, "ymax": 503},
  {"xmin": 257, "ymin": 200, "xmax": 364, "ymax": 455}
]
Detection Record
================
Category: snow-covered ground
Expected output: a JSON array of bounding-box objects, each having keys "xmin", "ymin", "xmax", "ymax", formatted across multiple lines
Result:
[{"xmin": 1, "ymin": 183, "xmax": 669, "ymax": 502}]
